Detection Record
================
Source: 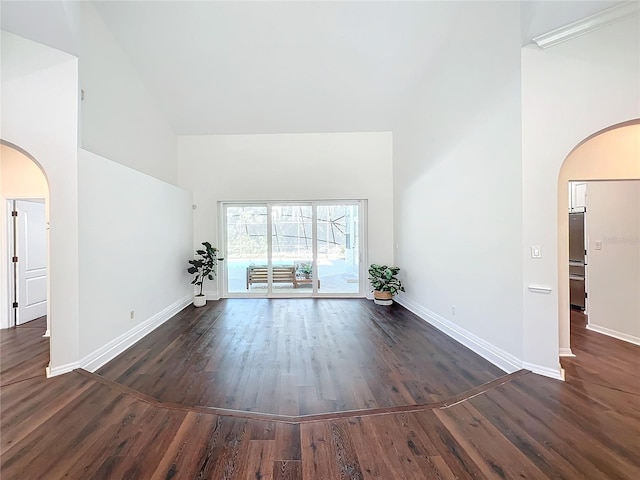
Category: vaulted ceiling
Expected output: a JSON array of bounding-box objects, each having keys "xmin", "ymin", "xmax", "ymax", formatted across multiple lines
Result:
[{"xmin": 1, "ymin": 1, "xmax": 626, "ymax": 135}]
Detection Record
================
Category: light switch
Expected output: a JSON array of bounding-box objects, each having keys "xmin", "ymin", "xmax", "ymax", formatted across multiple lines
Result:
[
  {"xmin": 595, "ymin": 241, "xmax": 602, "ymax": 250},
  {"xmin": 531, "ymin": 246, "xmax": 542, "ymax": 259}
]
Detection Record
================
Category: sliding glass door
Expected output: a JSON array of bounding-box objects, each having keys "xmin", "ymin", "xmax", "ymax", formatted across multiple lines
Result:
[
  {"xmin": 316, "ymin": 204, "xmax": 360, "ymax": 294},
  {"xmin": 223, "ymin": 201, "xmax": 364, "ymax": 297},
  {"xmin": 225, "ymin": 205, "xmax": 268, "ymax": 294}
]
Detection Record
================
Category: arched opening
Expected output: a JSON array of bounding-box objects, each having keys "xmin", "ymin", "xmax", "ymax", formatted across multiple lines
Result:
[
  {"xmin": 557, "ymin": 120, "xmax": 640, "ymax": 365},
  {"xmin": 1, "ymin": 141, "xmax": 51, "ymax": 373}
]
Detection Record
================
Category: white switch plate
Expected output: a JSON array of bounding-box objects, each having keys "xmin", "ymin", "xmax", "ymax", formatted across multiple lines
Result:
[
  {"xmin": 595, "ymin": 241, "xmax": 602, "ymax": 250},
  {"xmin": 531, "ymin": 246, "xmax": 542, "ymax": 259}
]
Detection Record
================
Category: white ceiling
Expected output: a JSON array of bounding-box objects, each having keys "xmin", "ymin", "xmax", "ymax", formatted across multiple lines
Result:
[
  {"xmin": 93, "ymin": 1, "xmax": 468, "ymax": 135},
  {"xmin": 1, "ymin": 0, "xmax": 627, "ymax": 135}
]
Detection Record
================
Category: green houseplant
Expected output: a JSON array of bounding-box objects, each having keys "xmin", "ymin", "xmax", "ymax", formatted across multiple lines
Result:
[
  {"xmin": 188, "ymin": 242, "xmax": 223, "ymax": 307},
  {"xmin": 368, "ymin": 264, "xmax": 404, "ymax": 305},
  {"xmin": 298, "ymin": 262, "xmax": 313, "ymax": 279}
]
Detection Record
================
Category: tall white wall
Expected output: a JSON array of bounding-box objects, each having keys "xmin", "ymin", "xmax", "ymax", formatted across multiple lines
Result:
[
  {"xmin": 77, "ymin": 3, "xmax": 177, "ymax": 185},
  {"xmin": 1, "ymin": 31, "xmax": 80, "ymax": 372},
  {"xmin": 522, "ymin": 14, "xmax": 640, "ymax": 373},
  {"xmin": 586, "ymin": 181, "xmax": 640, "ymax": 343},
  {"xmin": 177, "ymin": 132, "xmax": 394, "ymax": 297},
  {"xmin": 392, "ymin": 2, "xmax": 524, "ymax": 373},
  {"xmin": 78, "ymin": 150, "xmax": 193, "ymax": 367}
]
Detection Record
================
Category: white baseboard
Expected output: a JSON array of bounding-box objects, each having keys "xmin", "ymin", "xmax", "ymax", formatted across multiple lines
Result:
[
  {"xmin": 559, "ymin": 347, "xmax": 575, "ymax": 357},
  {"xmin": 587, "ymin": 324, "xmax": 640, "ymax": 346},
  {"xmin": 46, "ymin": 361, "xmax": 80, "ymax": 378},
  {"xmin": 395, "ymin": 296, "xmax": 522, "ymax": 374},
  {"xmin": 80, "ymin": 294, "xmax": 192, "ymax": 373},
  {"xmin": 394, "ymin": 296, "xmax": 564, "ymax": 380},
  {"xmin": 523, "ymin": 362, "xmax": 564, "ymax": 380}
]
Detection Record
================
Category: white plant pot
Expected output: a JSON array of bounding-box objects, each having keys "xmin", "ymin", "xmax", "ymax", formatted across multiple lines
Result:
[
  {"xmin": 374, "ymin": 298, "xmax": 393, "ymax": 306},
  {"xmin": 193, "ymin": 295, "xmax": 206, "ymax": 307}
]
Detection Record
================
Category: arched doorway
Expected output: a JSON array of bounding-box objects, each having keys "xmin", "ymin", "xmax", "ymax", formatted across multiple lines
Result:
[
  {"xmin": 1, "ymin": 141, "xmax": 51, "ymax": 372},
  {"xmin": 557, "ymin": 120, "xmax": 640, "ymax": 362},
  {"xmin": 0, "ymin": 141, "xmax": 50, "ymax": 336}
]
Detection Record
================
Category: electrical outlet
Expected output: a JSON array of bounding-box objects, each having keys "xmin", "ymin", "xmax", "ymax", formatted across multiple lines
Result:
[
  {"xmin": 130, "ymin": 310, "xmax": 135, "ymax": 320},
  {"xmin": 452, "ymin": 306, "xmax": 456, "ymax": 315}
]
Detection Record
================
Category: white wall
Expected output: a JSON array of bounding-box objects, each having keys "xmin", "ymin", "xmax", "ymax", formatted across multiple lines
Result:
[
  {"xmin": 586, "ymin": 181, "xmax": 640, "ymax": 343},
  {"xmin": 392, "ymin": 2, "xmax": 525, "ymax": 373},
  {"xmin": 76, "ymin": 3, "xmax": 177, "ymax": 185},
  {"xmin": 522, "ymin": 14, "xmax": 640, "ymax": 373},
  {"xmin": 0, "ymin": 145, "xmax": 49, "ymax": 329},
  {"xmin": 1, "ymin": 30, "xmax": 80, "ymax": 373},
  {"xmin": 177, "ymin": 132, "xmax": 393, "ymax": 297},
  {"xmin": 78, "ymin": 149, "xmax": 193, "ymax": 368}
]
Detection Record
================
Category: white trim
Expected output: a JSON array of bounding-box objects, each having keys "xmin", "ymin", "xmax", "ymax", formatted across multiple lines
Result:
[
  {"xmin": 532, "ymin": 1, "xmax": 640, "ymax": 49},
  {"xmin": 528, "ymin": 284, "xmax": 552, "ymax": 294},
  {"xmin": 394, "ymin": 296, "xmax": 522, "ymax": 374},
  {"xmin": 587, "ymin": 324, "xmax": 640, "ymax": 346},
  {"xmin": 559, "ymin": 347, "xmax": 576, "ymax": 357},
  {"xmin": 523, "ymin": 362, "xmax": 564, "ymax": 381},
  {"xmin": 46, "ymin": 361, "xmax": 80, "ymax": 378},
  {"xmin": 395, "ymin": 296, "xmax": 564, "ymax": 380},
  {"xmin": 79, "ymin": 294, "xmax": 192, "ymax": 373},
  {"xmin": 203, "ymin": 290, "xmax": 221, "ymax": 301}
]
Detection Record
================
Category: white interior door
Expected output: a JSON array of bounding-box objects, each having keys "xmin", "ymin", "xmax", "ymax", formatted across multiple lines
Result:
[{"xmin": 15, "ymin": 200, "xmax": 47, "ymax": 325}]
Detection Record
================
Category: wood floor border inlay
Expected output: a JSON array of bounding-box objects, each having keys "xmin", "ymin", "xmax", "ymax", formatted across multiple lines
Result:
[{"xmin": 77, "ymin": 368, "xmax": 530, "ymax": 424}]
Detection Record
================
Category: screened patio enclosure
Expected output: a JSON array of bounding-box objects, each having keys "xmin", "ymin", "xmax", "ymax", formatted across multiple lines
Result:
[{"xmin": 222, "ymin": 202, "xmax": 365, "ymax": 297}]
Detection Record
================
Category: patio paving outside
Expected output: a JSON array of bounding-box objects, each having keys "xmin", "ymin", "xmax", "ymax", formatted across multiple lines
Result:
[{"xmin": 225, "ymin": 257, "xmax": 360, "ymax": 295}]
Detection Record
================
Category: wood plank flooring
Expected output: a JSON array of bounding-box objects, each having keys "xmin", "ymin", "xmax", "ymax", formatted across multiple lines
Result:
[
  {"xmin": 97, "ymin": 299, "xmax": 506, "ymax": 415},
  {"xmin": 1, "ymin": 300, "xmax": 638, "ymax": 479},
  {"xmin": 0, "ymin": 316, "xmax": 48, "ymax": 386}
]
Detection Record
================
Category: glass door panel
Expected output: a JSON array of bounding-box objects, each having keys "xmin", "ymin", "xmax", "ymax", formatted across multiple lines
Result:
[
  {"xmin": 223, "ymin": 201, "xmax": 362, "ymax": 297},
  {"xmin": 271, "ymin": 205, "xmax": 313, "ymax": 295},
  {"xmin": 316, "ymin": 204, "xmax": 359, "ymax": 294},
  {"xmin": 225, "ymin": 205, "xmax": 268, "ymax": 294}
]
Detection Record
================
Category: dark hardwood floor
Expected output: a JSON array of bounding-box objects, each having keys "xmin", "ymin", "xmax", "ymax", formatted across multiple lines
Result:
[
  {"xmin": 0, "ymin": 316, "xmax": 48, "ymax": 387},
  {"xmin": 97, "ymin": 299, "xmax": 505, "ymax": 415},
  {"xmin": 561, "ymin": 309, "xmax": 640, "ymax": 399},
  {"xmin": 1, "ymin": 301, "xmax": 638, "ymax": 479}
]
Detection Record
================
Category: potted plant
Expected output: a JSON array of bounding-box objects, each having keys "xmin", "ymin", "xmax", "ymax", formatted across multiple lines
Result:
[
  {"xmin": 187, "ymin": 242, "xmax": 223, "ymax": 307},
  {"xmin": 368, "ymin": 264, "xmax": 404, "ymax": 305},
  {"xmin": 298, "ymin": 262, "xmax": 313, "ymax": 279}
]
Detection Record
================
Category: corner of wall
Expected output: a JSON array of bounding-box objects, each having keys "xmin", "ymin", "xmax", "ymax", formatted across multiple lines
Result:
[{"xmin": 395, "ymin": 295, "xmax": 564, "ymax": 381}]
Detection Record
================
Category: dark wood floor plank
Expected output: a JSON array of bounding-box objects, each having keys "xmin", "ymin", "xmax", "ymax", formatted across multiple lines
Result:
[
  {"xmin": 1, "ymin": 300, "xmax": 638, "ymax": 479},
  {"xmin": 199, "ymin": 416, "xmax": 252, "ymax": 479},
  {"xmin": 386, "ymin": 412, "xmax": 461, "ymax": 479},
  {"xmin": 300, "ymin": 421, "xmax": 341, "ymax": 480},
  {"xmin": 0, "ymin": 316, "xmax": 48, "ymax": 385},
  {"xmin": 462, "ymin": 384, "xmax": 593, "ymax": 479},
  {"xmin": 97, "ymin": 299, "xmax": 506, "ymax": 414},
  {"xmin": 240, "ymin": 440, "xmax": 275, "ymax": 480},
  {"xmin": 562, "ymin": 310, "xmax": 640, "ymax": 400},
  {"xmin": 434, "ymin": 402, "xmax": 548, "ymax": 479},
  {"xmin": 0, "ymin": 372, "xmax": 94, "ymax": 455},
  {"xmin": 344, "ymin": 416, "xmax": 405, "ymax": 479},
  {"xmin": 273, "ymin": 460, "xmax": 302, "ymax": 480},
  {"xmin": 275, "ymin": 423, "xmax": 302, "ymax": 461},
  {"xmin": 148, "ymin": 411, "xmax": 216, "ymax": 480},
  {"xmin": 411, "ymin": 410, "xmax": 489, "ymax": 479}
]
